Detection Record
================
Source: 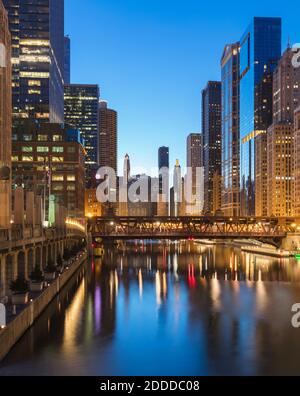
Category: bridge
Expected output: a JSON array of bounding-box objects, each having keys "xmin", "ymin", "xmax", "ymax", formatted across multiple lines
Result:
[{"xmin": 88, "ymin": 216, "xmax": 298, "ymax": 242}]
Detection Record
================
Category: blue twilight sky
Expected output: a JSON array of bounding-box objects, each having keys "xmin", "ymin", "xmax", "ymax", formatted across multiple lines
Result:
[{"xmin": 65, "ymin": 0, "xmax": 299, "ymax": 175}]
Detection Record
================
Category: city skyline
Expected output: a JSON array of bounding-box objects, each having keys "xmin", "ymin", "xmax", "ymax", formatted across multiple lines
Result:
[{"xmin": 66, "ymin": 0, "xmax": 299, "ymax": 172}]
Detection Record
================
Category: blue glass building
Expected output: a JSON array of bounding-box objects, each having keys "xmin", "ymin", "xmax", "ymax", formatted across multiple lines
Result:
[{"xmin": 239, "ymin": 17, "xmax": 281, "ymax": 216}]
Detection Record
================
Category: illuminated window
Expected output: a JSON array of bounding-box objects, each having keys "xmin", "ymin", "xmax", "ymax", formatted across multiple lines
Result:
[
  {"xmin": 53, "ymin": 135, "xmax": 63, "ymax": 142},
  {"xmin": 67, "ymin": 185, "xmax": 76, "ymax": 191},
  {"xmin": 52, "ymin": 184, "xmax": 64, "ymax": 191},
  {"xmin": 52, "ymin": 147, "xmax": 64, "ymax": 153},
  {"xmin": 38, "ymin": 135, "xmax": 48, "ymax": 142},
  {"xmin": 12, "ymin": 156, "xmax": 19, "ymax": 162},
  {"xmin": 52, "ymin": 156, "xmax": 64, "ymax": 162},
  {"xmin": 52, "ymin": 175, "xmax": 64, "ymax": 181},
  {"xmin": 22, "ymin": 146, "xmax": 33, "ymax": 152},
  {"xmin": 22, "ymin": 156, "xmax": 33, "ymax": 162},
  {"xmin": 37, "ymin": 147, "xmax": 49, "ymax": 153},
  {"xmin": 67, "ymin": 175, "xmax": 76, "ymax": 181}
]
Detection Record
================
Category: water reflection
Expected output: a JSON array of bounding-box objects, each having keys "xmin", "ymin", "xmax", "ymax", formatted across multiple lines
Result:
[{"xmin": 1, "ymin": 241, "xmax": 300, "ymax": 376}]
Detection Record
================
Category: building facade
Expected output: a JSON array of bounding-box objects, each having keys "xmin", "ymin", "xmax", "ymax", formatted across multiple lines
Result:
[
  {"xmin": 221, "ymin": 43, "xmax": 240, "ymax": 217},
  {"xmin": 3, "ymin": 0, "xmax": 65, "ymax": 123},
  {"xmin": 239, "ymin": 17, "xmax": 282, "ymax": 216},
  {"xmin": 267, "ymin": 123, "xmax": 294, "ymax": 217},
  {"xmin": 202, "ymin": 81, "xmax": 222, "ymax": 214},
  {"xmin": 0, "ymin": 0, "xmax": 12, "ymax": 228},
  {"xmin": 12, "ymin": 121, "xmax": 85, "ymax": 217},
  {"xmin": 98, "ymin": 100, "xmax": 117, "ymax": 173},
  {"xmin": 64, "ymin": 84, "xmax": 100, "ymax": 186},
  {"xmin": 186, "ymin": 133, "xmax": 204, "ymax": 215},
  {"xmin": 64, "ymin": 35, "xmax": 71, "ymax": 84},
  {"xmin": 267, "ymin": 47, "xmax": 300, "ymax": 217}
]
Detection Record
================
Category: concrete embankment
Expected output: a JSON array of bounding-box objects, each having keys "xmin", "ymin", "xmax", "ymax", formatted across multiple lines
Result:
[{"xmin": 0, "ymin": 252, "xmax": 88, "ymax": 361}]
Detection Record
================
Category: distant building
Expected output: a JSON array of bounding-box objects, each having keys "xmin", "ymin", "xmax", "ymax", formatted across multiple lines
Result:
[
  {"xmin": 64, "ymin": 35, "xmax": 71, "ymax": 84},
  {"xmin": 186, "ymin": 133, "xmax": 204, "ymax": 215},
  {"xmin": 221, "ymin": 43, "xmax": 240, "ymax": 217},
  {"xmin": 12, "ymin": 121, "xmax": 85, "ymax": 217},
  {"xmin": 158, "ymin": 146, "xmax": 169, "ymax": 216},
  {"xmin": 85, "ymin": 189, "xmax": 103, "ymax": 218},
  {"xmin": 0, "ymin": 0, "xmax": 12, "ymax": 228},
  {"xmin": 99, "ymin": 100, "xmax": 117, "ymax": 173},
  {"xmin": 239, "ymin": 17, "xmax": 282, "ymax": 216},
  {"xmin": 64, "ymin": 84, "xmax": 100, "ymax": 186},
  {"xmin": 202, "ymin": 81, "xmax": 222, "ymax": 214},
  {"xmin": 3, "ymin": 0, "xmax": 65, "ymax": 123}
]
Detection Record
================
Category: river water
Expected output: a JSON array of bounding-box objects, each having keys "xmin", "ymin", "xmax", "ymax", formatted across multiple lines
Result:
[{"xmin": 1, "ymin": 240, "xmax": 300, "ymax": 376}]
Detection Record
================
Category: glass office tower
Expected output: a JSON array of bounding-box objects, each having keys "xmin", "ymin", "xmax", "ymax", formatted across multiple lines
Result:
[
  {"xmin": 3, "ymin": 0, "xmax": 65, "ymax": 123},
  {"xmin": 239, "ymin": 17, "xmax": 281, "ymax": 216},
  {"xmin": 64, "ymin": 84, "xmax": 100, "ymax": 186},
  {"xmin": 221, "ymin": 43, "xmax": 240, "ymax": 217}
]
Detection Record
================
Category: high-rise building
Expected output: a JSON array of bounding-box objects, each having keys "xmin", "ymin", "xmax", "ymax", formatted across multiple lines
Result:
[
  {"xmin": 239, "ymin": 17, "xmax": 282, "ymax": 216},
  {"xmin": 157, "ymin": 146, "xmax": 169, "ymax": 215},
  {"xmin": 267, "ymin": 123, "xmax": 294, "ymax": 217},
  {"xmin": 64, "ymin": 84, "xmax": 100, "ymax": 186},
  {"xmin": 273, "ymin": 47, "xmax": 300, "ymax": 124},
  {"xmin": 158, "ymin": 146, "xmax": 169, "ymax": 170},
  {"xmin": 294, "ymin": 107, "xmax": 300, "ymax": 216},
  {"xmin": 64, "ymin": 35, "xmax": 71, "ymax": 84},
  {"xmin": 12, "ymin": 121, "xmax": 85, "ymax": 217},
  {"xmin": 99, "ymin": 100, "xmax": 117, "ymax": 173},
  {"xmin": 186, "ymin": 133, "xmax": 204, "ymax": 215},
  {"xmin": 0, "ymin": 0, "xmax": 12, "ymax": 228},
  {"xmin": 202, "ymin": 81, "xmax": 222, "ymax": 214},
  {"xmin": 221, "ymin": 43, "xmax": 240, "ymax": 217},
  {"xmin": 267, "ymin": 47, "xmax": 300, "ymax": 217},
  {"xmin": 3, "ymin": 0, "xmax": 65, "ymax": 123}
]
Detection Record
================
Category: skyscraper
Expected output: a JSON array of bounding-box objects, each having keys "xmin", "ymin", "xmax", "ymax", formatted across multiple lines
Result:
[
  {"xmin": 99, "ymin": 100, "xmax": 117, "ymax": 174},
  {"xmin": 202, "ymin": 81, "xmax": 222, "ymax": 214},
  {"xmin": 239, "ymin": 17, "xmax": 282, "ymax": 216},
  {"xmin": 64, "ymin": 84, "xmax": 100, "ymax": 186},
  {"xmin": 3, "ymin": 0, "xmax": 65, "ymax": 123},
  {"xmin": 0, "ymin": 0, "xmax": 12, "ymax": 228},
  {"xmin": 158, "ymin": 146, "xmax": 169, "ymax": 170},
  {"xmin": 186, "ymin": 133, "xmax": 204, "ymax": 215},
  {"xmin": 157, "ymin": 147, "xmax": 169, "ymax": 216},
  {"xmin": 221, "ymin": 43, "xmax": 240, "ymax": 217},
  {"xmin": 267, "ymin": 47, "xmax": 300, "ymax": 217},
  {"xmin": 64, "ymin": 35, "xmax": 71, "ymax": 84}
]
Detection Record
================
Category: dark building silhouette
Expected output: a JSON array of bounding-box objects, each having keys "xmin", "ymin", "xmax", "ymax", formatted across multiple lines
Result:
[{"xmin": 202, "ymin": 81, "xmax": 222, "ymax": 214}]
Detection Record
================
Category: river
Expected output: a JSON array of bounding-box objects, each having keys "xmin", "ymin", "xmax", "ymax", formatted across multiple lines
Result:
[{"xmin": 1, "ymin": 240, "xmax": 300, "ymax": 376}]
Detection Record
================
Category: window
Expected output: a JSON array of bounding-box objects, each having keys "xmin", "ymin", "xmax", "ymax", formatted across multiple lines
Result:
[
  {"xmin": 38, "ymin": 135, "xmax": 48, "ymax": 142},
  {"xmin": 67, "ymin": 185, "xmax": 76, "ymax": 191},
  {"xmin": 67, "ymin": 175, "xmax": 76, "ymax": 181},
  {"xmin": 52, "ymin": 175, "xmax": 64, "ymax": 181},
  {"xmin": 37, "ymin": 147, "xmax": 49, "ymax": 153},
  {"xmin": 22, "ymin": 146, "xmax": 33, "ymax": 152},
  {"xmin": 52, "ymin": 147, "xmax": 64, "ymax": 153},
  {"xmin": 52, "ymin": 184, "xmax": 64, "ymax": 191},
  {"xmin": 22, "ymin": 156, "xmax": 33, "ymax": 162},
  {"xmin": 67, "ymin": 147, "xmax": 76, "ymax": 153},
  {"xmin": 11, "ymin": 156, "xmax": 19, "ymax": 162},
  {"xmin": 37, "ymin": 156, "xmax": 48, "ymax": 162},
  {"xmin": 52, "ymin": 156, "xmax": 64, "ymax": 162},
  {"xmin": 53, "ymin": 135, "xmax": 63, "ymax": 142},
  {"xmin": 23, "ymin": 135, "xmax": 32, "ymax": 141}
]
